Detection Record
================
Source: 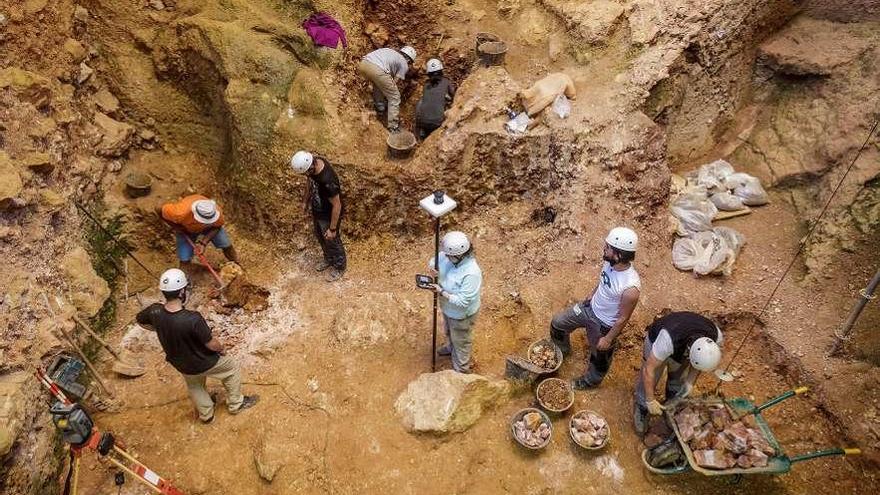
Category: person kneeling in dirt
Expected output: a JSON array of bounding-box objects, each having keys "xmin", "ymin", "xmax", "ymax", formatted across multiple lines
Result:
[
  {"xmin": 427, "ymin": 231, "xmax": 483, "ymax": 373},
  {"xmin": 290, "ymin": 150, "xmax": 346, "ymax": 282},
  {"xmin": 156, "ymin": 194, "xmax": 240, "ymax": 277},
  {"xmin": 358, "ymin": 45, "xmax": 417, "ymax": 131},
  {"xmin": 633, "ymin": 311, "xmax": 723, "ymax": 435},
  {"xmin": 415, "ymin": 58, "xmax": 456, "ymax": 140},
  {"xmin": 549, "ymin": 227, "xmax": 640, "ymax": 390},
  {"xmin": 136, "ymin": 268, "xmax": 258, "ymax": 423}
]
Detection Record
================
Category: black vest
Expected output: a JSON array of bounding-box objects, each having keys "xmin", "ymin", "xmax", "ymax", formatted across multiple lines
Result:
[{"xmin": 647, "ymin": 312, "xmax": 719, "ymax": 363}]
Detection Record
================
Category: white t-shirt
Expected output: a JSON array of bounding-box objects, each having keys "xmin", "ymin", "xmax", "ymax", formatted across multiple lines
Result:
[
  {"xmin": 589, "ymin": 262, "xmax": 640, "ymax": 327},
  {"xmin": 651, "ymin": 328, "xmax": 724, "ymax": 362}
]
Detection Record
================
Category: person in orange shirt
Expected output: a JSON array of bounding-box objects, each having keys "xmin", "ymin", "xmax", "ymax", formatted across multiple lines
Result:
[{"xmin": 155, "ymin": 195, "xmax": 240, "ymax": 273}]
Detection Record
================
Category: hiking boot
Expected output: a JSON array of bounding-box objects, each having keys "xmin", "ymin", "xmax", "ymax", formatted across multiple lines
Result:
[
  {"xmin": 437, "ymin": 345, "xmax": 452, "ymax": 356},
  {"xmin": 571, "ymin": 377, "xmax": 600, "ymax": 391},
  {"xmin": 200, "ymin": 414, "xmax": 215, "ymax": 424},
  {"xmin": 231, "ymin": 395, "xmax": 259, "ymax": 414},
  {"xmin": 315, "ymin": 260, "xmax": 331, "ymax": 272},
  {"xmin": 325, "ymin": 268, "xmax": 344, "ymax": 282}
]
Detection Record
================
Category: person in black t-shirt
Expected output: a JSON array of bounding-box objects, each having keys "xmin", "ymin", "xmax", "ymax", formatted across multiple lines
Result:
[
  {"xmin": 136, "ymin": 268, "xmax": 258, "ymax": 423},
  {"xmin": 290, "ymin": 150, "xmax": 347, "ymax": 282},
  {"xmin": 633, "ymin": 311, "xmax": 722, "ymax": 435}
]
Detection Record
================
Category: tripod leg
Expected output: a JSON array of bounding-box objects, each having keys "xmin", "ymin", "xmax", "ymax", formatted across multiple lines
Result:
[{"xmin": 71, "ymin": 455, "xmax": 80, "ymax": 495}]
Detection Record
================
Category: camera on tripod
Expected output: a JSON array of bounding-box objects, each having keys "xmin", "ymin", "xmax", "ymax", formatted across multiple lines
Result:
[{"xmin": 50, "ymin": 401, "xmax": 116, "ymax": 455}]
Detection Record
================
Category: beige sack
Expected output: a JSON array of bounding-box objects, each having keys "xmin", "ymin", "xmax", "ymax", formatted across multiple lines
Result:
[{"xmin": 519, "ymin": 73, "xmax": 576, "ymax": 116}]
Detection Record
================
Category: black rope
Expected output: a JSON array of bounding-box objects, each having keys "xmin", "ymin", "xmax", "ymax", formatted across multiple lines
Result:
[{"xmin": 718, "ymin": 118, "xmax": 879, "ymax": 385}]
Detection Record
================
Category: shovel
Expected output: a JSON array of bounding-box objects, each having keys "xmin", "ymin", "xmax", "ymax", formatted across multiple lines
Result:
[
  {"xmin": 72, "ymin": 314, "xmax": 146, "ymax": 377},
  {"xmin": 183, "ymin": 236, "xmax": 226, "ymax": 296}
]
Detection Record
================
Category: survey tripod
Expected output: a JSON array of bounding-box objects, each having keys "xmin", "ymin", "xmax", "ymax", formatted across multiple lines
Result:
[{"xmin": 36, "ymin": 369, "xmax": 186, "ymax": 495}]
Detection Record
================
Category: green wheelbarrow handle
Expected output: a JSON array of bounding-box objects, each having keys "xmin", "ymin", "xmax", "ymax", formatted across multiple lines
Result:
[
  {"xmin": 753, "ymin": 386, "xmax": 809, "ymax": 414},
  {"xmin": 790, "ymin": 447, "xmax": 861, "ymax": 464}
]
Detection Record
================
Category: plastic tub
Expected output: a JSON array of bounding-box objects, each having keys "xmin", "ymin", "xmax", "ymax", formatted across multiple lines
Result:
[
  {"xmin": 386, "ymin": 130, "xmax": 417, "ymax": 159},
  {"xmin": 535, "ymin": 377, "xmax": 574, "ymax": 413},
  {"xmin": 510, "ymin": 407, "xmax": 552, "ymax": 450},
  {"xmin": 569, "ymin": 409, "xmax": 610, "ymax": 451}
]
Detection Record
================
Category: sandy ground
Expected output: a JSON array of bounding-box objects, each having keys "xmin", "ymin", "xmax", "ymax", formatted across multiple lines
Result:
[{"xmin": 71, "ymin": 190, "xmax": 879, "ymax": 494}]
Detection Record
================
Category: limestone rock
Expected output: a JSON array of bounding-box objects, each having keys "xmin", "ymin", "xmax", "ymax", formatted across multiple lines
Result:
[
  {"xmin": 74, "ymin": 5, "xmax": 90, "ymax": 22},
  {"xmin": 92, "ymin": 88, "xmax": 120, "ymax": 114},
  {"xmin": 541, "ymin": 0, "xmax": 625, "ymax": 45},
  {"xmin": 628, "ymin": 0, "xmax": 660, "ymax": 46},
  {"xmin": 148, "ymin": 0, "xmax": 166, "ymax": 10},
  {"xmin": 20, "ymin": 152, "xmax": 54, "ymax": 174},
  {"xmin": 60, "ymin": 246, "xmax": 110, "ymax": 317},
  {"xmin": 77, "ymin": 62, "xmax": 94, "ymax": 85},
  {"xmin": 23, "ymin": 0, "xmax": 49, "ymax": 14},
  {"xmin": 0, "ymin": 152, "xmax": 24, "ymax": 211},
  {"xmin": 253, "ymin": 435, "xmax": 285, "ymax": 482},
  {"xmin": 0, "ymin": 67, "xmax": 52, "ymax": 107},
  {"xmin": 759, "ymin": 18, "xmax": 870, "ymax": 76},
  {"xmin": 0, "ymin": 372, "xmax": 30, "ymax": 456},
  {"xmin": 288, "ymin": 68, "xmax": 326, "ymax": 117},
  {"xmin": 39, "ymin": 189, "xmax": 66, "ymax": 212},
  {"xmin": 93, "ymin": 112, "xmax": 135, "ymax": 157},
  {"xmin": 364, "ymin": 22, "xmax": 389, "ymax": 47},
  {"xmin": 63, "ymin": 38, "xmax": 88, "ymax": 63},
  {"xmin": 27, "ymin": 117, "xmax": 58, "ymax": 139},
  {"xmin": 394, "ymin": 370, "xmax": 510, "ymax": 434}
]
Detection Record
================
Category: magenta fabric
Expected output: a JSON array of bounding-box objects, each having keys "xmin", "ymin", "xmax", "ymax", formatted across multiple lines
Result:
[{"xmin": 302, "ymin": 12, "xmax": 348, "ymax": 49}]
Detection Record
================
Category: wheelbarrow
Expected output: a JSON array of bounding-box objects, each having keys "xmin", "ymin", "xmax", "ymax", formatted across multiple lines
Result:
[{"xmin": 642, "ymin": 387, "xmax": 861, "ymax": 478}]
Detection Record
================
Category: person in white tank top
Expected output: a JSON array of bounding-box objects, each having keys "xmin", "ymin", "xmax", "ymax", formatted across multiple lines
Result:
[{"xmin": 549, "ymin": 227, "xmax": 641, "ymax": 389}]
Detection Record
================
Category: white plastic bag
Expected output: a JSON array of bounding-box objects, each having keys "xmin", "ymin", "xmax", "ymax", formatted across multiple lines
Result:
[
  {"xmin": 672, "ymin": 227, "xmax": 746, "ymax": 276},
  {"xmin": 695, "ymin": 160, "xmax": 735, "ymax": 192},
  {"xmin": 709, "ymin": 192, "xmax": 746, "ymax": 211},
  {"xmin": 733, "ymin": 176, "xmax": 769, "ymax": 206},
  {"xmin": 552, "ymin": 94, "xmax": 571, "ymax": 119},
  {"xmin": 670, "ymin": 194, "xmax": 718, "ymax": 236},
  {"xmin": 506, "ymin": 112, "xmax": 531, "ymax": 134}
]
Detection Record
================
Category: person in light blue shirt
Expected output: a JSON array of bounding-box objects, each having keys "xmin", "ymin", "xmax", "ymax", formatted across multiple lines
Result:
[{"xmin": 428, "ymin": 231, "xmax": 482, "ymax": 373}]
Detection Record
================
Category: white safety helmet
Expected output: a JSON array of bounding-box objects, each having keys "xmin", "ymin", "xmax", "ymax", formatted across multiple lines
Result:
[
  {"xmin": 400, "ymin": 45, "xmax": 417, "ymax": 62},
  {"xmin": 159, "ymin": 268, "xmax": 188, "ymax": 292},
  {"xmin": 290, "ymin": 151, "xmax": 314, "ymax": 174},
  {"xmin": 605, "ymin": 226, "xmax": 638, "ymax": 252},
  {"xmin": 192, "ymin": 199, "xmax": 220, "ymax": 224},
  {"xmin": 689, "ymin": 337, "xmax": 722, "ymax": 371},
  {"xmin": 426, "ymin": 58, "xmax": 443, "ymax": 73},
  {"xmin": 441, "ymin": 231, "xmax": 470, "ymax": 257}
]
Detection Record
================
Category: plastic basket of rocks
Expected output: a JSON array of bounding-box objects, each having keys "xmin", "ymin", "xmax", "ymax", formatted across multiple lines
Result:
[
  {"xmin": 511, "ymin": 408, "xmax": 552, "ymax": 450},
  {"xmin": 569, "ymin": 410, "xmax": 610, "ymax": 450},
  {"xmin": 535, "ymin": 378, "xmax": 574, "ymax": 414}
]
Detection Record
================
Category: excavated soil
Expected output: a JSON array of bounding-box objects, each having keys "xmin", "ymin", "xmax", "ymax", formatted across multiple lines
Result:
[{"xmin": 1, "ymin": 0, "xmax": 880, "ymax": 494}]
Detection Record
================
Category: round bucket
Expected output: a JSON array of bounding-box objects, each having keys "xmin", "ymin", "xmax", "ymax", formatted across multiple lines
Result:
[
  {"xmin": 527, "ymin": 338, "xmax": 563, "ymax": 374},
  {"xmin": 477, "ymin": 40, "xmax": 507, "ymax": 66},
  {"xmin": 475, "ymin": 32, "xmax": 500, "ymax": 53},
  {"xmin": 569, "ymin": 410, "xmax": 610, "ymax": 451},
  {"xmin": 510, "ymin": 407, "xmax": 552, "ymax": 450},
  {"xmin": 535, "ymin": 377, "xmax": 574, "ymax": 414},
  {"xmin": 124, "ymin": 172, "xmax": 153, "ymax": 198},
  {"xmin": 386, "ymin": 130, "xmax": 417, "ymax": 159}
]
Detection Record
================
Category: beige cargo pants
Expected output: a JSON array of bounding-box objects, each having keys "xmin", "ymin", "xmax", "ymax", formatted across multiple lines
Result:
[
  {"xmin": 182, "ymin": 355, "xmax": 244, "ymax": 421},
  {"xmin": 358, "ymin": 59, "xmax": 401, "ymax": 128}
]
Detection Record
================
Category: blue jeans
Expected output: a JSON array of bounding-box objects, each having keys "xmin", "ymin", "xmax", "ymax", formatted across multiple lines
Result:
[{"xmin": 175, "ymin": 228, "xmax": 232, "ymax": 262}]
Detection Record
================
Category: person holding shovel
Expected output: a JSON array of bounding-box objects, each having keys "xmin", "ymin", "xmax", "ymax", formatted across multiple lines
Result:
[
  {"xmin": 136, "ymin": 268, "xmax": 258, "ymax": 423},
  {"xmin": 156, "ymin": 195, "xmax": 239, "ymax": 278},
  {"xmin": 427, "ymin": 231, "xmax": 483, "ymax": 373},
  {"xmin": 549, "ymin": 227, "xmax": 641, "ymax": 390},
  {"xmin": 633, "ymin": 311, "xmax": 723, "ymax": 435},
  {"xmin": 290, "ymin": 150, "xmax": 346, "ymax": 282}
]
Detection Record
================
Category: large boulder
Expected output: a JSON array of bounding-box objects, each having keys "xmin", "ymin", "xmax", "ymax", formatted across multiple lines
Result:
[
  {"xmin": 758, "ymin": 18, "xmax": 870, "ymax": 76},
  {"xmin": 394, "ymin": 371, "xmax": 510, "ymax": 434},
  {"xmin": 540, "ymin": 0, "xmax": 625, "ymax": 45},
  {"xmin": 93, "ymin": 112, "xmax": 135, "ymax": 157},
  {"xmin": 0, "ymin": 372, "xmax": 30, "ymax": 456},
  {"xmin": 0, "ymin": 152, "xmax": 24, "ymax": 211},
  {"xmin": 60, "ymin": 246, "xmax": 110, "ymax": 317}
]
